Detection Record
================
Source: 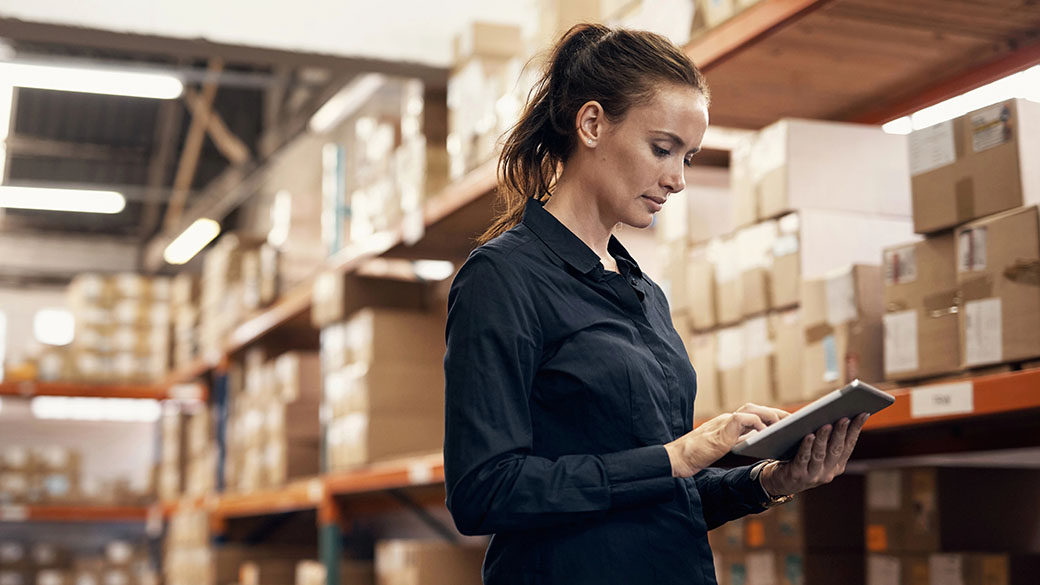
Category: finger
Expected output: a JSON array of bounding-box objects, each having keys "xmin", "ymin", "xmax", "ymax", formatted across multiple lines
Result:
[
  {"xmin": 792, "ymin": 434, "xmax": 814, "ymax": 468},
  {"xmin": 825, "ymin": 418, "xmax": 850, "ymax": 469},
  {"xmin": 807, "ymin": 425, "xmax": 831, "ymax": 477},
  {"xmin": 732, "ymin": 412, "xmax": 769, "ymax": 435},
  {"xmin": 734, "ymin": 403, "xmax": 785, "ymax": 426},
  {"xmin": 838, "ymin": 413, "xmax": 870, "ymax": 467}
]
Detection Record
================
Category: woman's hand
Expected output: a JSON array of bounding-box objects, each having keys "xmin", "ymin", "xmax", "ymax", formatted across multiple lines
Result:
[
  {"xmin": 664, "ymin": 403, "xmax": 790, "ymax": 478},
  {"xmin": 760, "ymin": 413, "xmax": 869, "ymax": 496}
]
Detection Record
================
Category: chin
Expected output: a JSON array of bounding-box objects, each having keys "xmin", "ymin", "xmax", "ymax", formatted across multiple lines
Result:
[{"xmin": 623, "ymin": 214, "xmax": 655, "ymax": 229}]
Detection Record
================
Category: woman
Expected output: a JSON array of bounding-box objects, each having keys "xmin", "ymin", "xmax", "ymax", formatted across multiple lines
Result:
[{"xmin": 443, "ymin": 23, "xmax": 868, "ymax": 584}]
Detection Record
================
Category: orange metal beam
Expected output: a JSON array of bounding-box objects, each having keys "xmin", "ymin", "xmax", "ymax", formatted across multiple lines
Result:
[
  {"xmin": 850, "ymin": 40, "xmax": 1040, "ymax": 125},
  {"xmin": 0, "ymin": 505, "xmax": 151, "ymax": 522},
  {"xmin": 324, "ymin": 455, "xmax": 445, "ymax": 496},
  {"xmin": 0, "ymin": 381, "xmax": 171, "ymax": 400},
  {"xmin": 213, "ymin": 478, "xmax": 324, "ymax": 520},
  {"xmin": 685, "ymin": 0, "xmax": 834, "ymax": 71}
]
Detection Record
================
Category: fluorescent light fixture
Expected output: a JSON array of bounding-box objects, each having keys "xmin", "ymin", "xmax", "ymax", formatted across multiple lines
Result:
[
  {"xmin": 164, "ymin": 218, "xmax": 221, "ymax": 265},
  {"xmin": 0, "ymin": 62, "xmax": 183, "ymax": 99},
  {"xmin": 31, "ymin": 396, "xmax": 162, "ymax": 422},
  {"xmin": 309, "ymin": 73, "xmax": 387, "ymax": 134},
  {"xmin": 883, "ymin": 65, "xmax": 1040, "ymax": 134},
  {"xmin": 0, "ymin": 186, "xmax": 125, "ymax": 213},
  {"xmin": 33, "ymin": 309, "xmax": 75, "ymax": 346}
]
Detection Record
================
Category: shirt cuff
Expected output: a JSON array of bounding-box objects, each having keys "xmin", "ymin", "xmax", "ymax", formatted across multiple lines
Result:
[{"xmin": 600, "ymin": 446, "xmax": 676, "ymax": 508}]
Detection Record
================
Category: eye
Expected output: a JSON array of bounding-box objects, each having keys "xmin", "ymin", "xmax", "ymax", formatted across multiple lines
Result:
[
  {"xmin": 651, "ymin": 145, "xmax": 670, "ymax": 158},
  {"xmin": 684, "ymin": 155, "xmax": 695, "ymax": 168}
]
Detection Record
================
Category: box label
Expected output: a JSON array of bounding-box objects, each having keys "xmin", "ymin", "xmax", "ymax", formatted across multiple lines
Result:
[
  {"xmin": 822, "ymin": 334, "xmax": 839, "ymax": 383},
  {"xmin": 911, "ymin": 381, "xmax": 974, "ymax": 418},
  {"xmin": 746, "ymin": 552, "xmax": 777, "ymax": 585},
  {"xmin": 0, "ymin": 506, "xmax": 27, "ymax": 522},
  {"xmin": 884, "ymin": 246, "xmax": 917, "ymax": 285},
  {"xmin": 909, "ymin": 120, "xmax": 956, "ymax": 176},
  {"xmin": 963, "ymin": 298, "xmax": 1002, "ymax": 366},
  {"xmin": 868, "ymin": 556, "xmax": 901, "ymax": 585},
  {"xmin": 958, "ymin": 227, "xmax": 987, "ymax": 272},
  {"xmin": 884, "ymin": 310, "xmax": 919, "ymax": 374},
  {"xmin": 825, "ymin": 271, "xmax": 857, "ymax": 325},
  {"xmin": 716, "ymin": 328, "xmax": 745, "ymax": 371},
  {"xmin": 773, "ymin": 233, "xmax": 799, "ymax": 258},
  {"xmin": 743, "ymin": 317, "xmax": 774, "ymax": 360},
  {"xmin": 970, "ymin": 104, "xmax": 1012, "ymax": 153},
  {"xmin": 930, "ymin": 554, "xmax": 965, "ymax": 585},
  {"xmin": 866, "ymin": 525, "xmax": 889, "ymax": 552},
  {"xmin": 867, "ymin": 470, "xmax": 902, "ymax": 510}
]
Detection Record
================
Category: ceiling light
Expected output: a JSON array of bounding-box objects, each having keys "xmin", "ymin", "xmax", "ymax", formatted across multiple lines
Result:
[
  {"xmin": 882, "ymin": 65, "xmax": 1040, "ymax": 134},
  {"xmin": 413, "ymin": 260, "xmax": 455, "ymax": 281},
  {"xmin": 0, "ymin": 62, "xmax": 183, "ymax": 99},
  {"xmin": 164, "ymin": 218, "xmax": 221, "ymax": 265},
  {"xmin": 0, "ymin": 186, "xmax": 126, "ymax": 214}
]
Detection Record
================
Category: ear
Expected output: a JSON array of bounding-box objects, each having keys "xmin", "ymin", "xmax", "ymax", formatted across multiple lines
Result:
[{"xmin": 575, "ymin": 100, "xmax": 606, "ymax": 147}]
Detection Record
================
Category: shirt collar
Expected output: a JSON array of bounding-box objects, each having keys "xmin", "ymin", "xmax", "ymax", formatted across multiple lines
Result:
[{"xmin": 521, "ymin": 197, "xmax": 643, "ymax": 279}]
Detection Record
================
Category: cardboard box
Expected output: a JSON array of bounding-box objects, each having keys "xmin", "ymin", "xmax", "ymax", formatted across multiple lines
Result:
[
  {"xmin": 865, "ymin": 467, "xmax": 1040, "ymax": 554},
  {"xmin": 295, "ymin": 560, "xmax": 376, "ymax": 585},
  {"xmin": 0, "ymin": 571, "xmax": 29, "ymax": 585},
  {"xmin": 374, "ymin": 540, "xmax": 485, "ymax": 585},
  {"xmin": 955, "ymin": 206, "xmax": 1040, "ymax": 367},
  {"xmin": 734, "ymin": 119, "xmax": 912, "ymax": 223},
  {"xmin": 716, "ymin": 325, "xmax": 745, "ymax": 411},
  {"xmin": 910, "ymin": 98, "xmax": 1040, "ymax": 234},
  {"xmin": 710, "ymin": 237, "xmax": 744, "ymax": 326},
  {"xmin": 660, "ymin": 239, "xmax": 689, "ymax": 314},
  {"xmin": 708, "ymin": 516, "xmax": 746, "ymax": 556},
  {"xmin": 685, "ymin": 167, "xmax": 734, "ymax": 245},
  {"xmin": 882, "ymin": 234, "xmax": 961, "ymax": 381},
  {"xmin": 686, "ymin": 246, "xmax": 717, "ymax": 331},
  {"xmin": 0, "ymin": 544, "xmax": 27, "ymax": 571},
  {"xmin": 311, "ymin": 273, "xmax": 432, "ymax": 329},
  {"xmin": 759, "ymin": 474, "xmax": 865, "ymax": 552},
  {"xmin": 321, "ymin": 308, "xmax": 446, "ymax": 371},
  {"xmin": 737, "ymin": 221, "xmax": 778, "ymax": 317},
  {"xmin": 686, "ymin": 329, "xmax": 722, "ymax": 419},
  {"xmin": 773, "ymin": 309, "xmax": 804, "ymax": 405},
  {"xmin": 802, "ymin": 265, "xmax": 883, "ymax": 399},
  {"xmin": 770, "ymin": 211, "xmax": 916, "ymax": 310},
  {"xmin": 324, "ymin": 362, "xmax": 445, "ymax": 418},
  {"xmin": 327, "ymin": 412, "xmax": 443, "ymax": 471},
  {"xmin": 868, "ymin": 553, "xmax": 1040, "ymax": 585},
  {"xmin": 718, "ymin": 551, "xmax": 865, "ymax": 585},
  {"xmin": 452, "ymin": 21, "xmax": 525, "ymax": 64},
  {"xmin": 742, "ymin": 316, "xmax": 775, "ymax": 406}
]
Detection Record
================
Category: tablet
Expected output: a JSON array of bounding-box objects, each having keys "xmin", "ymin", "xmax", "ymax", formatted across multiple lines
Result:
[{"xmin": 730, "ymin": 380, "xmax": 894, "ymax": 460}]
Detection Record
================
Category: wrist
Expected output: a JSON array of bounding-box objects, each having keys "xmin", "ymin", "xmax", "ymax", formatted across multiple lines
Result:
[
  {"xmin": 759, "ymin": 460, "xmax": 784, "ymax": 497},
  {"xmin": 663, "ymin": 442, "xmax": 697, "ymax": 479}
]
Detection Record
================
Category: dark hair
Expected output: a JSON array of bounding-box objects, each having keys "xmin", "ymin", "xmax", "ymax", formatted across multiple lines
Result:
[{"xmin": 476, "ymin": 23, "xmax": 710, "ymax": 246}]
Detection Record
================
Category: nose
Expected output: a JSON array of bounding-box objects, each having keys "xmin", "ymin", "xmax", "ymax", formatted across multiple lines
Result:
[{"xmin": 661, "ymin": 160, "xmax": 686, "ymax": 194}]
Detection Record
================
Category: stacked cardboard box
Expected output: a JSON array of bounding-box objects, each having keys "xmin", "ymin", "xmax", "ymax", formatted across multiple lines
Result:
[
  {"xmin": 65, "ymin": 274, "xmax": 171, "ymax": 383},
  {"xmin": 0, "ymin": 446, "xmax": 81, "ymax": 505},
  {"xmin": 0, "ymin": 541, "xmax": 154, "ymax": 585},
  {"xmin": 447, "ymin": 22, "xmax": 534, "ymax": 181},
  {"xmin": 224, "ymin": 351, "xmax": 321, "ymax": 492},
  {"xmin": 198, "ymin": 234, "xmax": 266, "ymax": 360},
  {"xmin": 712, "ymin": 475, "xmax": 866, "ymax": 585},
  {"xmin": 374, "ymin": 540, "xmax": 485, "ymax": 585},
  {"xmin": 323, "ymin": 308, "xmax": 446, "ymax": 471},
  {"xmin": 801, "ymin": 265, "xmax": 883, "ymax": 400},
  {"xmin": 170, "ymin": 274, "xmax": 200, "ymax": 370},
  {"xmin": 662, "ymin": 119, "xmax": 913, "ymax": 412},
  {"xmin": 182, "ymin": 406, "xmax": 216, "ymax": 497},
  {"xmin": 882, "ymin": 235, "xmax": 960, "ymax": 382},
  {"xmin": 880, "ymin": 98, "xmax": 1040, "ymax": 379},
  {"xmin": 865, "ymin": 467, "xmax": 1040, "ymax": 585},
  {"xmin": 156, "ymin": 406, "xmax": 188, "ymax": 502}
]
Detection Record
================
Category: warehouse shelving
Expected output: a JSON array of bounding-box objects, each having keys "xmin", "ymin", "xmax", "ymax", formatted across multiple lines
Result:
[
  {"xmin": 138, "ymin": 5, "xmax": 1040, "ymax": 584},
  {"xmin": 0, "ymin": 380, "xmax": 203, "ymax": 401},
  {"xmin": 0, "ymin": 504, "xmax": 150, "ymax": 523}
]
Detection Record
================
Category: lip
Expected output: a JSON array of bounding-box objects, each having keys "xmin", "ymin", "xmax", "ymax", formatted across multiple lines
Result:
[{"xmin": 641, "ymin": 195, "xmax": 665, "ymax": 211}]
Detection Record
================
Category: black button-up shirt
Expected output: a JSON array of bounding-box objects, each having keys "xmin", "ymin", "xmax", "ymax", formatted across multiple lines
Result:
[{"xmin": 444, "ymin": 197, "xmax": 768, "ymax": 584}]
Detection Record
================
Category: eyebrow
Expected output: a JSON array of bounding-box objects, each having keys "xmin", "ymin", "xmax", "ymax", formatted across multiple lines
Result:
[{"xmin": 650, "ymin": 130, "xmax": 701, "ymax": 155}]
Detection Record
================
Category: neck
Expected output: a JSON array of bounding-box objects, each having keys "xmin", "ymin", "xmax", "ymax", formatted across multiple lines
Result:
[{"xmin": 543, "ymin": 171, "xmax": 616, "ymax": 259}]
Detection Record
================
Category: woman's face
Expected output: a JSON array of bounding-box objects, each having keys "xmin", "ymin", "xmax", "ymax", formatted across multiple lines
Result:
[{"xmin": 586, "ymin": 84, "xmax": 709, "ymax": 229}]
